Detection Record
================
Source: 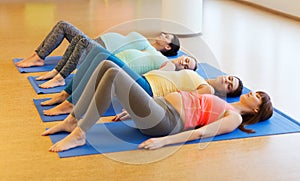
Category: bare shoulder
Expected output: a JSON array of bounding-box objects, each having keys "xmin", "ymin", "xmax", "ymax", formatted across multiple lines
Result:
[
  {"xmin": 224, "ymin": 110, "xmax": 242, "ymax": 124},
  {"xmin": 196, "ymin": 84, "xmax": 215, "ymax": 94}
]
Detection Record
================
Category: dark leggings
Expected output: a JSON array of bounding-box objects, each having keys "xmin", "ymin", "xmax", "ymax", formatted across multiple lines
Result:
[
  {"xmin": 73, "ymin": 60, "xmax": 183, "ymax": 136},
  {"xmin": 35, "ymin": 20, "xmax": 101, "ymax": 78}
]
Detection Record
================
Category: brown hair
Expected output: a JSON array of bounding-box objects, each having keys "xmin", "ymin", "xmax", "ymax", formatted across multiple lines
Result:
[
  {"xmin": 227, "ymin": 76, "xmax": 243, "ymax": 97},
  {"xmin": 161, "ymin": 34, "xmax": 180, "ymax": 56},
  {"xmin": 239, "ymin": 91, "xmax": 273, "ymax": 133},
  {"xmin": 188, "ymin": 56, "xmax": 198, "ymax": 71}
]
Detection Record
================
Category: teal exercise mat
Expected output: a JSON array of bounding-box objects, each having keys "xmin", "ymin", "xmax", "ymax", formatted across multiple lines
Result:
[
  {"xmin": 33, "ymin": 98, "xmax": 121, "ymax": 122},
  {"xmin": 27, "ymin": 74, "xmax": 74, "ymax": 94},
  {"xmin": 13, "ymin": 56, "xmax": 62, "ymax": 73},
  {"xmin": 46, "ymin": 62, "xmax": 300, "ymax": 158}
]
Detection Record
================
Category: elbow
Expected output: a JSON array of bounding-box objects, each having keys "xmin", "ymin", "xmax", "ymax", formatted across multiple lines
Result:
[
  {"xmin": 223, "ymin": 126, "xmax": 238, "ymax": 134},
  {"xmin": 193, "ymin": 130, "xmax": 203, "ymax": 140}
]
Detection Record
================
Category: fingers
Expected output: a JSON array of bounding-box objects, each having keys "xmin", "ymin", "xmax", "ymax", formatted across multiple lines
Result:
[
  {"xmin": 121, "ymin": 114, "xmax": 130, "ymax": 121},
  {"xmin": 138, "ymin": 139, "xmax": 156, "ymax": 150},
  {"xmin": 112, "ymin": 110, "xmax": 129, "ymax": 122},
  {"xmin": 111, "ymin": 115, "xmax": 120, "ymax": 122}
]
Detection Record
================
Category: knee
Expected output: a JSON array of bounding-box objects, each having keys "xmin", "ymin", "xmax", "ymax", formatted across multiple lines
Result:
[
  {"xmin": 93, "ymin": 60, "xmax": 114, "ymax": 74},
  {"xmin": 57, "ymin": 20, "xmax": 70, "ymax": 27},
  {"xmin": 94, "ymin": 66, "xmax": 118, "ymax": 85},
  {"xmin": 102, "ymin": 60, "xmax": 117, "ymax": 68},
  {"xmin": 74, "ymin": 34, "xmax": 86, "ymax": 42},
  {"xmin": 105, "ymin": 68, "xmax": 122, "ymax": 81},
  {"xmin": 78, "ymin": 37, "xmax": 90, "ymax": 46}
]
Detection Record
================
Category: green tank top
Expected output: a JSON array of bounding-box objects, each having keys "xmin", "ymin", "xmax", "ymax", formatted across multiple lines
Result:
[
  {"xmin": 115, "ymin": 49, "xmax": 168, "ymax": 75},
  {"xmin": 100, "ymin": 32, "xmax": 155, "ymax": 54}
]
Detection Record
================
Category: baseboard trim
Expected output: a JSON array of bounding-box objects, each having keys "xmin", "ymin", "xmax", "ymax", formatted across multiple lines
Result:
[{"xmin": 233, "ymin": 0, "xmax": 300, "ymax": 22}]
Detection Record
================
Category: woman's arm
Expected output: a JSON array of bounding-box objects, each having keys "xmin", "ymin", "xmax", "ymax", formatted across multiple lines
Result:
[{"xmin": 138, "ymin": 110, "xmax": 242, "ymax": 150}]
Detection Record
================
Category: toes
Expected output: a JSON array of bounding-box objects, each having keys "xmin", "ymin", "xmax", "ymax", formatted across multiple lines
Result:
[{"xmin": 49, "ymin": 144, "xmax": 60, "ymax": 152}]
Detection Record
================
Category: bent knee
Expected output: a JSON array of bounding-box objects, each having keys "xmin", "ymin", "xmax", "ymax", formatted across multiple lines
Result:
[
  {"xmin": 102, "ymin": 60, "xmax": 118, "ymax": 68},
  {"xmin": 77, "ymin": 37, "xmax": 91, "ymax": 47},
  {"xmin": 57, "ymin": 20, "xmax": 70, "ymax": 27}
]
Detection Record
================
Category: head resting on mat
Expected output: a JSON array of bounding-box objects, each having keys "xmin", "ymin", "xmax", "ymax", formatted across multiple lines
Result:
[
  {"xmin": 207, "ymin": 75, "xmax": 243, "ymax": 97},
  {"xmin": 171, "ymin": 55, "xmax": 198, "ymax": 71},
  {"xmin": 238, "ymin": 91, "xmax": 273, "ymax": 133},
  {"xmin": 154, "ymin": 32, "xmax": 180, "ymax": 56}
]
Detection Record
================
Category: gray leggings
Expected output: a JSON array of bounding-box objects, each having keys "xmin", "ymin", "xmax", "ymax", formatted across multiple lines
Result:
[
  {"xmin": 73, "ymin": 60, "xmax": 183, "ymax": 136},
  {"xmin": 35, "ymin": 20, "xmax": 104, "ymax": 78}
]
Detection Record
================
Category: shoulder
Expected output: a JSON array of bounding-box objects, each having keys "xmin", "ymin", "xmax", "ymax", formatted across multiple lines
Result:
[
  {"xmin": 197, "ymin": 84, "xmax": 215, "ymax": 94},
  {"xmin": 224, "ymin": 110, "xmax": 242, "ymax": 124}
]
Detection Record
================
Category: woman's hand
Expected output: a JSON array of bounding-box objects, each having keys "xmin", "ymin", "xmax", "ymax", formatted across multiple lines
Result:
[
  {"xmin": 138, "ymin": 137, "xmax": 168, "ymax": 150},
  {"xmin": 112, "ymin": 109, "xmax": 131, "ymax": 122}
]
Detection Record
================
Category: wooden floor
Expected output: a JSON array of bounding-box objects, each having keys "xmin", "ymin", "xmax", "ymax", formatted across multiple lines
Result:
[{"xmin": 0, "ymin": 0, "xmax": 299, "ymax": 180}]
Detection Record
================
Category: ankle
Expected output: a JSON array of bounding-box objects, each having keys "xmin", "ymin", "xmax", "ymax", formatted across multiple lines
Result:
[
  {"xmin": 51, "ymin": 69, "xmax": 59, "ymax": 74},
  {"xmin": 66, "ymin": 115, "xmax": 78, "ymax": 125},
  {"xmin": 64, "ymin": 100, "xmax": 73, "ymax": 107},
  {"xmin": 54, "ymin": 74, "xmax": 65, "ymax": 82},
  {"xmin": 76, "ymin": 127, "xmax": 86, "ymax": 139},
  {"xmin": 34, "ymin": 52, "xmax": 44, "ymax": 61},
  {"xmin": 61, "ymin": 91, "xmax": 70, "ymax": 98}
]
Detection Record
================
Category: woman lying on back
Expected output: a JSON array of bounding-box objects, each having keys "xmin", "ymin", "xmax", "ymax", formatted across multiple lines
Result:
[{"xmin": 42, "ymin": 60, "xmax": 273, "ymax": 152}]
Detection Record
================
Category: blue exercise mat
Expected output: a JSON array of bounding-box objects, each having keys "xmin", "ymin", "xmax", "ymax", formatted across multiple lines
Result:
[
  {"xmin": 47, "ymin": 62, "xmax": 300, "ymax": 158},
  {"xmin": 13, "ymin": 56, "xmax": 62, "ymax": 73},
  {"xmin": 33, "ymin": 98, "xmax": 70, "ymax": 122},
  {"xmin": 27, "ymin": 74, "xmax": 74, "ymax": 94},
  {"xmin": 50, "ymin": 112, "xmax": 300, "ymax": 158},
  {"xmin": 33, "ymin": 98, "xmax": 120, "ymax": 122}
]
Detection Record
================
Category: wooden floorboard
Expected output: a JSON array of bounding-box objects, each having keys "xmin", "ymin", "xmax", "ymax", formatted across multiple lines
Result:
[{"xmin": 0, "ymin": 0, "xmax": 299, "ymax": 180}]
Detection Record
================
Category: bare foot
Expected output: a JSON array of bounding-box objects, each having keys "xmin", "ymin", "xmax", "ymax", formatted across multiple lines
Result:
[
  {"xmin": 49, "ymin": 127, "xmax": 86, "ymax": 152},
  {"xmin": 16, "ymin": 52, "xmax": 45, "ymax": 68},
  {"xmin": 15, "ymin": 53, "xmax": 35, "ymax": 65},
  {"xmin": 41, "ymin": 114, "xmax": 78, "ymax": 136},
  {"xmin": 39, "ymin": 74, "xmax": 65, "ymax": 89},
  {"xmin": 36, "ymin": 69, "xmax": 59, "ymax": 81},
  {"xmin": 43, "ymin": 100, "xmax": 73, "ymax": 116},
  {"xmin": 41, "ymin": 91, "xmax": 69, "ymax": 106}
]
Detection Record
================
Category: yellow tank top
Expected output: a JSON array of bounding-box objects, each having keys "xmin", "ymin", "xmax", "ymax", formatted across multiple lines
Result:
[{"xmin": 144, "ymin": 70, "xmax": 208, "ymax": 97}]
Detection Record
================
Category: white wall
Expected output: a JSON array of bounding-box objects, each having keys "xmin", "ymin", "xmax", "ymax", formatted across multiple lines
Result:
[
  {"xmin": 243, "ymin": 0, "xmax": 300, "ymax": 18},
  {"xmin": 161, "ymin": 0, "xmax": 203, "ymax": 35}
]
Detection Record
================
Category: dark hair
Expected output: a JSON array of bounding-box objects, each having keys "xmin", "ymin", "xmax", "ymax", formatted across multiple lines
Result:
[
  {"xmin": 239, "ymin": 91, "xmax": 273, "ymax": 133},
  {"xmin": 161, "ymin": 34, "xmax": 180, "ymax": 56},
  {"xmin": 226, "ymin": 76, "xmax": 243, "ymax": 97},
  {"xmin": 189, "ymin": 56, "xmax": 198, "ymax": 71}
]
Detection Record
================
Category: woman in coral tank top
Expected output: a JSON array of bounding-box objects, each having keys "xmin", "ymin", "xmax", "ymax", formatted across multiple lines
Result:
[{"xmin": 42, "ymin": 60, "xmax": 273, "ymax": 152}]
